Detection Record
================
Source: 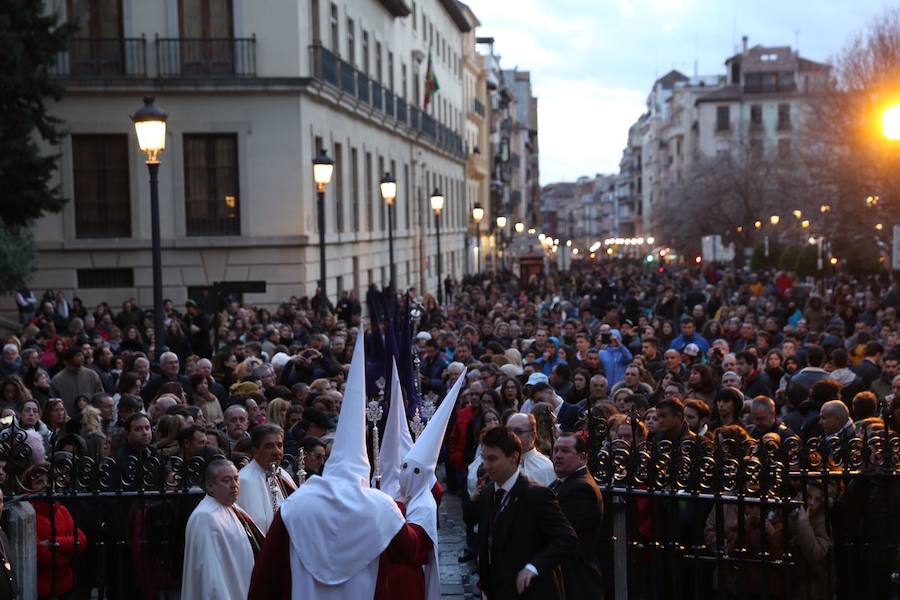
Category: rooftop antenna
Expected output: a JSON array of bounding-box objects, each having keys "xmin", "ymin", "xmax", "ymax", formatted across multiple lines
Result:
[{"xmin": 694, "ymin": 32, "xmax": 699, "ymax": 78}]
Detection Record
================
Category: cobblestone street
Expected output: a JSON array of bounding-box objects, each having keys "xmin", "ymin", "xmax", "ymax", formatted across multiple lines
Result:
[{"xmin": 438, "ymin": 477, "xmax": 476, "ymax": 599}]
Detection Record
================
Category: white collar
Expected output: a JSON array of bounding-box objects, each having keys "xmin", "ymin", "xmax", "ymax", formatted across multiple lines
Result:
[{"xmin": 499, "ymin": 470, "xmax": 520, "ymax": 493}]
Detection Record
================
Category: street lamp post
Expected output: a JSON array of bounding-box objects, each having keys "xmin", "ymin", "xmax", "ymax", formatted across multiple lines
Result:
[
  {"xmin": 472, "ymin": 204, "xmax": 484, "ymax": 274},
  {"xmin": 496, "ymin": 216, "xmax": 507, "ymax": 270},
  {"xmin": 313, "ymin": 150, "xmax": 335, "ymax": 298},
  {"xmin": 380, "ymin": 173, "xmax": 397, "ymax": 290},
  {"xmin": 430, "ymin": 189, "xmax": 444, "ymax": 304},
  {"xmin": 131, "ymin": 97, "xmax": 168, "ymax": 354}
]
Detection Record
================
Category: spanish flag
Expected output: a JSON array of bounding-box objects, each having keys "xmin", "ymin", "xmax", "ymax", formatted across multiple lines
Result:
[{"xmin": 423, "ymin": 49, "xmax": 440, "ymax": 111}]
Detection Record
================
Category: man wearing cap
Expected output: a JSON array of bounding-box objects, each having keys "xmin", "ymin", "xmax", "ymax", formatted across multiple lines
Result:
[
  {"xmin": 669, "ymin": 317, "xmax": 709, "ymax": 354},
  {"xmin": 681, "ymin": 343, "xmax": 702, "ymax": 368},
  {"xmin": 520, "ymin": 372, "xmax": 549, "ymax": 413}
]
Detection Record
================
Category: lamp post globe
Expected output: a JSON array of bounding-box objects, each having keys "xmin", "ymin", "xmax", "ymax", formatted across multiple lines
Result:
[{"xmin": 131, "ymin": 97, "xmax": 168, "ymax": 354}]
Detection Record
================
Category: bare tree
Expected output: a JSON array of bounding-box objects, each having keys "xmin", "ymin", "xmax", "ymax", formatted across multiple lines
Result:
[
  {"xmin": 655, "ymin": 140, "xmax": 812, "ymax": 259},
  {"xmin": 797, "ymin": 8, "xmax": 900, "ymax": 269}
]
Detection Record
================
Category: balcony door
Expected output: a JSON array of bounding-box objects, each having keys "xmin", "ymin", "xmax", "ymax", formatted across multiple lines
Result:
[
  {"xmin": 178, "ymin": 0, "xmax": 234, "ymax": 75},
  {"xmin": 67, "ymin": 0, "xmax": 123, "ymax": 75}
]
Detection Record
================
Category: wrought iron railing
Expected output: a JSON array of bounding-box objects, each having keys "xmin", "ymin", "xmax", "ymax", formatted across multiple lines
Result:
[
  {"xmin": 357, "ymin": 71, "xmax": 370, "ymax": 104},
  {"xmin": 49, "ymin": 37, "xmax": 147, "ymax": 78},
  {"xmin": 156, "ymin": 37, "xmax": 256, "ymax": 77},
  {"xmin": 396, "ymin": 96, "xmax": 407, "ymax": 125}
]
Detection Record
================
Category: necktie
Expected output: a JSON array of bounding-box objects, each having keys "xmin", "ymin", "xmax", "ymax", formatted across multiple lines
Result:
[
  {"xmin": 491, "ymin": 488, "xmax": 506, "ymax": 530},
  {"xmin": 550, "ymin": 479, "xmax": 562, "ymax": 493}
]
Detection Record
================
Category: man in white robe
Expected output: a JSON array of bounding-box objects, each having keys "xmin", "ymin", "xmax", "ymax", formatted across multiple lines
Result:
[
  {"xmin": 507, "ymin": 413, "xmax": 557, "ymax": 486},
  {"xmin": 182, "ymin": 459, "xmax": 263, "ymax": 600},
  {"xmin": 237, "ymin": 423, "xmax": 297, "ymax": 533}
]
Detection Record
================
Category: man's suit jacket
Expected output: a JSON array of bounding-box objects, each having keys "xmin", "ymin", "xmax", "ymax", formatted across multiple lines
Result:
[
  {"xmin": 552, "ymin": 467, "xmax": 604, "ymax": 598},
  {"xmin": 465, "ymin": 474, "xmax": 578, "ymax": 600}
]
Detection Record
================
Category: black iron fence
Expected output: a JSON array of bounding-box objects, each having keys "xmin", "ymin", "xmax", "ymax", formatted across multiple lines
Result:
[
  {"xmin": 0, "ymin": 422, "xmax": 303, "ymax": 599},
  {"xmin": 156, "ymin": 37, "xmax": 256, "ymax": 78},
  {"xmin": 583, "ymin": 408, "xmax": 900, "ymax": 600},
  {"xmin": 49, "ymin": 37, "xmax": 147, "ymax": 78}
]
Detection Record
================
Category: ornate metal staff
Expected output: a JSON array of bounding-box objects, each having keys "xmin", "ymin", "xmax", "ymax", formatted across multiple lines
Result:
[
  {"xmin": 295, "ymin": 448, "xmax": 307, "ymax": 486},
  {"xmin": 410, "ymin": 407, "xmax": 425, "ymax": 440},
  {"xmin": 367, "ymin": 377, "xmax": 386, "ymax": 489}
]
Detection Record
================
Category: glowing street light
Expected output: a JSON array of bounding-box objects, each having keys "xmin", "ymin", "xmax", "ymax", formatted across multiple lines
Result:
[
  {"xmin": 792, "ymin": 210, "xmax": 802, "ymax": 219},
  {"xmin": 754, "ymin": 221, "xmax": 763, "ymax": 229},
  {"xmin": 515, "ymin": 221, "xmax": 525, "ymax": 233},
  {"xmin": 770, "ymin": 215, "xmax": 780, "ymax": 225},
  {"xmin": 801, "ymin": 220, "xmax": 810, "ymax": 229},
  {"xmin": 882, "ymin": 105, "xmax": 900, "ymax": 140},
  {"xmin": 820, "ymin": 204, "xmax": 831, "ymax": 213},
  {"xmin": 496, "ymin": 216, "xmax": 507, "ymax": 229}
]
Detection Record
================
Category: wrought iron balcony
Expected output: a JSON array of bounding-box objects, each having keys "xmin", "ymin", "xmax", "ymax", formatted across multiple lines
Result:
[
  {"xmin": 357, "ymin": 71, "xmax": 370, "ymax": 103},
  {"xmin": 472, "ymin": 98, "xmax": 485, "ymax": 117},
  {"xmin": 49, "ymin": 37, "xmax": 146, "ymax": 78},
  {"xmin": 396, "ymin": 96, "xmax": 407, "ymax": 125},
  {"xmin": 156, "ymin": 37, "xmax": 256, "ymax": 77},
  {"xmin": 384, "ymin": 88, "xmax": 394, "ymax": 118}
]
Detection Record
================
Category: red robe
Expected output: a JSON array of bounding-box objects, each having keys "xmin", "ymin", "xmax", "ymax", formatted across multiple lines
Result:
[{"xmin": 248, "ymin": 504, "xmax": 433, "ymax": 600}]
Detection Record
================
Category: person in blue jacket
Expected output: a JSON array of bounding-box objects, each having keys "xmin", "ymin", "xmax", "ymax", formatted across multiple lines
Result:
[{"xmin": 598, "ymin": 327, "xmax": 632, "ymax": 386}]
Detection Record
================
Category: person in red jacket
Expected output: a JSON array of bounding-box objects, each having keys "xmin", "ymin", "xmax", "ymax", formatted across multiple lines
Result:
[
  {"xmin": 27, "ymin": 465, "xmax": 86, "ymax": 599},
  {"xmin": 448, "ymin": 383, "xmax": 481, "ymax": 478}
]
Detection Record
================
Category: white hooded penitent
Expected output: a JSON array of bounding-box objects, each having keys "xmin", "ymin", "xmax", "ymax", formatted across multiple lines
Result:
[
  {"xmin": 398, "ymin": 369, "xmax": 467, "ymax": 600},
  {"xmin": 279, "ymin": 324, "xmax": 405, "ymax": 598},
  {"xmin": 377, "ymin": 360, "xmax": 413, "ymax": 499}
]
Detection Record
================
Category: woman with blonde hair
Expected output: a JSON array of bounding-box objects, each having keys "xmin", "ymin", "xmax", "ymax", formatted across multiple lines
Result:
[
  {"xmin": 265, "ymin": 397, "xmax": 291, "ymax": 428},
  {"xmin": 79, "ymin": 405, "xmax": 103, "ymax": 437}
]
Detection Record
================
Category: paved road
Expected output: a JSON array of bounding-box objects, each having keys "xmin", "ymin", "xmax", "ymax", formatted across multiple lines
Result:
[{"xmin": 438, "ymin": 487, "xmax": 477, "ymax": 599}]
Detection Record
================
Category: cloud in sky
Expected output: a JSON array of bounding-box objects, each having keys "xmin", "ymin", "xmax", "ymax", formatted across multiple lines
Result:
[{"xmin": 467, "ymin": 0, "xmax": 892, "ymax": 184}]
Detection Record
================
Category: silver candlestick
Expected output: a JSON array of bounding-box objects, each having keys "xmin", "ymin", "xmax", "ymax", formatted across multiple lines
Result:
[
  {"xmin": 410, "ymin": 407, "xmax": 425, "ymax": 440},
  {"xmin": 423, "ymin": 392, "xmax": 438, "ymax": 422},
  {"xmin": 295, "ymin": 448, "xmax": 307, "ymax": 486},
  {"xmin": 367, "ymin": 377, "xmax": 386, "ymax": 489}
]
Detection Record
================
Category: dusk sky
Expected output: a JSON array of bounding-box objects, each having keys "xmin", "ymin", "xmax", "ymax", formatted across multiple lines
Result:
[{"xmin": 467, "ymin": 0, "xmax": 892, "ymax": 185}]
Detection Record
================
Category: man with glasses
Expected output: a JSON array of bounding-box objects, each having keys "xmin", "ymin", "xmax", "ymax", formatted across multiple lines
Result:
[
  {"xmin": 506, "ymin": 413, "xmax": 556, "ymax": 486},
  {"xmin": 141, "ymin": 351, "xmax": 192, "ymax": 405}
]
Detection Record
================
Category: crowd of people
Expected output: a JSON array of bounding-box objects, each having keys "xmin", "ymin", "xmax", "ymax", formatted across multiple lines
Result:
[{"xmin": 0, "ymin": 261, "xmax": 898, "ymax": 598}]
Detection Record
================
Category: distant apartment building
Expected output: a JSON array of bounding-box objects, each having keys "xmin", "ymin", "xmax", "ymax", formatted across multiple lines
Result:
[{"xmin": 620, "ymin": 37, "xmax": 829, "ymax": 233}]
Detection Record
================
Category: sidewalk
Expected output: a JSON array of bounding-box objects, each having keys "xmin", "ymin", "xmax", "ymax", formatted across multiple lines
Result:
[{"xmin": 438, "ymin": 489, "xmax": 477, "ymax": 599}]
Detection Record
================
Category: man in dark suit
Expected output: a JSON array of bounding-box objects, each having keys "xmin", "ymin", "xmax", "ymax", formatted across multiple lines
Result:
[
  {"xmin": 464, "ymin": 427, "xmax": 577, "ymax": 599},
  {"xmin": 550, "ymin": 432, "xmax": 604, "ymax": 598}
]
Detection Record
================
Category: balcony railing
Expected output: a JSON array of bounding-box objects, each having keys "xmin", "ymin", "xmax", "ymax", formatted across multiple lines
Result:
[
  {"xmin": 338, "ymin": 58, "xmax": 355, "ymax": 94},
  {"xmin": 357, "ymin": 71, "xmax": 370, "ymax": 104},
  {"xmin": 396, "ymin": 96, "xmax": 407, "ymax": 125},
  {"xmin": 372, "ymin": 83, "xmax": 383, "ymax": 110},
  {"xmin": 157, "ymin": 37, "xmax": 256, "ymax": 77},
  {"xmin": 384, "ymin": 88, "xmax": 394, "ymax": 118},
  {"xmin": 422, "ymin": 113, "xmax": 436, "ymax": 138},
  {"xmin": 310, "ymin": 45, "xmax": 338, "ymax": 85},
  {"xmin": 49, "ymin": 37, "xmax": 146, "ymax": 78},
  {"xmin": 472, "ymin": 98, "xmax": 485, "ymax": 117},
  {"xmin": 409, "ymin": 106, "xmax": 420, "ymax": 130}
]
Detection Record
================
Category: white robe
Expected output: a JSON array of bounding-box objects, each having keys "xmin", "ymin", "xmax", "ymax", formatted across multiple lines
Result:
[
  {"xmin": 181, "ymin": 495, "xmax": 255, "ymax": 600},
  {"xmin": 521, "ymin": 448, "xmax": 556, "ymax": 487},
  {"xmin": 238, "ymin": 459, "xmax": 296, "ymax": 533}
]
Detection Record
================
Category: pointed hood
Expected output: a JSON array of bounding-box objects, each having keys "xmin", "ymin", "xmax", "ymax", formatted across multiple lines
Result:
[
  {"xmin": 398, "ymin": 369, "xmax": 466, "ymax": 600},
  {"xmin": 322, "ymin": 326, "xmax": 370, "ymax": 486},
  {"xmin": 281, "ymin": 319, "xmax": 405, "ymax": 586},
  {"xmin": 377, "ymin": 360, "xmax": 413, "ymax": 499}
]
